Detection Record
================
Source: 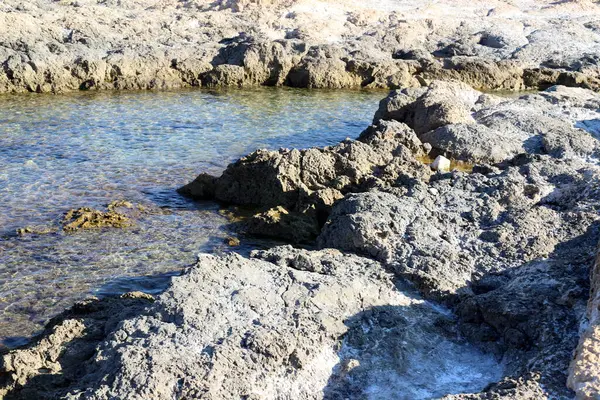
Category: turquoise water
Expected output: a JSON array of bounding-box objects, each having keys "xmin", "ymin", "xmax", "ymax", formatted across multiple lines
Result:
[{"xmin": 0, "ymin": 87, "xmax": 385, "ymax": 346}]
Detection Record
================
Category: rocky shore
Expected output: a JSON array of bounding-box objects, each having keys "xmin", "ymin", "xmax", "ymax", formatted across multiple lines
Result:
[
  {"xmin": 1, "ymin": 1, "xmax": 600, "ymax": 399},
  {"xmin": 1, "ymin": 81, "xmax": 599, "ymax": 398},
  {"xmin": 1, "ymin": 0, "xmax": 600, "ymax": 93}
]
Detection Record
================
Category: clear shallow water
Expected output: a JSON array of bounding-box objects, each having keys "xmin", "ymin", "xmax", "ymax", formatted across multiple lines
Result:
[{"xmin": 0, "ymin": 87, "xmax": 385, "ymax": 346}]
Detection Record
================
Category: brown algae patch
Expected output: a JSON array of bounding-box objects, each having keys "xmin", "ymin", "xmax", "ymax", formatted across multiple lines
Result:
[{"xmin": 63, "ymin": 207, "xmax": 133, "ymax": 232}]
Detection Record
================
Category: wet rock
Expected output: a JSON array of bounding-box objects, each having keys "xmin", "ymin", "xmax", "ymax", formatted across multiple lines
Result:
[
  {"xmin": 225, "ymin": 236, "xmax": 241, "ymax": 246},
  {"xmin": 177, "ymin": 173, "xmax": 216, "ymax": 200},
  {"xmin": 62, "ymin": 207, "xmax": 132, "ymax": 232},
  {"xmin": 16, "ymin": 226, "xmax": 57, "ymax": 236}
]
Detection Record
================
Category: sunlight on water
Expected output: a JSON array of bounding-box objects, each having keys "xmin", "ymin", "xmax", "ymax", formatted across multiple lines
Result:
[{"xmin": 0, "ymin": 87, "xmax": 385, "ymax": 345}]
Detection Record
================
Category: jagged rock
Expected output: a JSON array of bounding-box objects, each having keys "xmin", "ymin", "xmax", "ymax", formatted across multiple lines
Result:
[
  {"xmin": 569, "ymin": 244, "xmax": 600, "ymax": 399},
  {"xmin": 318, "ymin": 154, "xmax": 600, "ymax": 394},
  {"xmin": 179, "ymin": 121, "xmax": 430, "ymax": 211},
  {"xmin": 1, "ymin": 1, "xmax": 599, "ymax": 93},
  {"xmin": 0, "ymin": 294, "xmax": 154, "ymax": 399},
  {"xmin": 373, "ymin": 81, "xmax": 482, "ymax": 134},
  {"xmin": 62, "ymin": 207, "xmax": 132, "ymax": 232},
  {"xmin": 0, "ymin": 248, "xmax": 504, "ymax": 399},
  {"xmin": 244, "ymin": 206, "xmax": 320, "ymax": 243},
  {"xmin": 421, "ymin": 124, "xmax": 526, "ymax": 164}
]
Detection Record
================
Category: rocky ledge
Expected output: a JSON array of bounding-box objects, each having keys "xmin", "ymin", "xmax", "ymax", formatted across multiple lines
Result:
[
  {"xmin": 1, "ymin": 0, "xmax": 600, "ymax": 93},
  {"xmin": 2, "ymin": 81, "xmax": 600, "ymax": 399}
]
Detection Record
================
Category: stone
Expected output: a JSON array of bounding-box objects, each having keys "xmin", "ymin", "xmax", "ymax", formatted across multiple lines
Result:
[
  {"xmin": 225, "ymin": 236, "xmax": 241, "ymax": 246},
  {"xmin": 431, "ymin": 155, "xmax": 451, "ymax": 172},
  {"xmin": 421, "ymin": 124, "xmax": 525, "ymax": 164},
  {"xmin": 0, "ymin": 248, "xmax": 504, "ymax": 399},
  {"xmin": 568, "ymin": 244, "xmax": 600, "ymax": 399},
  {"xmin": 244, "ymin": 206, "xmax": 320, "ymax": 243}
]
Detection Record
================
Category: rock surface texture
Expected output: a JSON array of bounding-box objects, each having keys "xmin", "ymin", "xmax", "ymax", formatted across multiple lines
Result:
[
  {"xmin": 2, "ymin": 1, "xmax": 600, "ymax": 399},
  {"xmin": 4, "ymin": 83, "xmax": 600, "ymax": 399},
  {"xmin": 1, "ymin": 0, "xmax": 600, "ymax": 93},
  {"xmin": 175, "ymin": 83, "xmax": 600, "ymax": 399}
]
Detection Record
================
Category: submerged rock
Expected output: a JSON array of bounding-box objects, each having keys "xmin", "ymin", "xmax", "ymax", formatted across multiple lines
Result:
[
  {"xmin": 15, "ymin": 225, "xmax": 57, "ymax": 236},
  {"xmin": 62, "ymin": 207, "xmax": 132, "ymax": 232}
]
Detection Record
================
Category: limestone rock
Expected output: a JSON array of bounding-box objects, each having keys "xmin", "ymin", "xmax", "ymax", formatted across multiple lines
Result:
[
  {"xmin": 244, "ymin": 206, "xmax": 320, "ymax": 243},
  {"xmin": 62, "ymin": 207, "xmax": 132, "ymax": 232},
  {"xmin": 569, "ymin": 245, "xmax": 600, "ymax": 399},
  {"xmin": 431, "ymin": 155, "xmax": 451, "ymax": 171},
  {"xmin": 0, "ymin": 248, "xmax": 503, "ymax": 399}
]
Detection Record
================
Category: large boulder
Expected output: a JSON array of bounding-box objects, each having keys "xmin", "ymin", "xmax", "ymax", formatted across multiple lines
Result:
[{"xmin": 179, "ymin": 121, "xmax": 431, "ymax": 210}]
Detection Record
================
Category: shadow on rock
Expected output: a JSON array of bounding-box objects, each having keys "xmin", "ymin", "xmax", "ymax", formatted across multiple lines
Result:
[{"xmin": 0, "ymin": 293, "xmax": 154, "ymax": 400}]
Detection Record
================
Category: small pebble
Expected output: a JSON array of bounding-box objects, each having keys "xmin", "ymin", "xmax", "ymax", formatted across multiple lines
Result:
[{"xmin": 431, "ymin": 155, "xmax": 451, "ymax": 172}]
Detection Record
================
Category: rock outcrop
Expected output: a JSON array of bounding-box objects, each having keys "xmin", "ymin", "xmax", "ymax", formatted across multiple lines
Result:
[
  {"xmin": 569, "ymin": 244, "xmax": 600, "ymax": 399},
  {"xmin": 1, "ymin": 1, "xmax": 600, "ymax": 93},
  {"xmin": 175, "ymin": 83, "xmax": 600, "ymax": 398},
  {"xmin": 0, "ymin": 248, "xmax": 504, "ymax": 399}
]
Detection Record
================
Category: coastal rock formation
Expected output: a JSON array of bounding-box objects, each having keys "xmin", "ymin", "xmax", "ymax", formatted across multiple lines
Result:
[
  {"xmin": 0, "ymin": 248, "xmax": 504, "ymax": 399},
  {"xmin": 569, "ymin": 244, "xmax": 600, "ymax": 398},
  {"xmin": 178, "ymin": 119, "xmax": 431, "ymax": 213},
  {"xmin": 0, "ymin": 293, "xmax": 155, "ymax": 400},
  {"xmin": 176, "ymin": 83, "xmax": 600, "ymax": 397},
  {"xmin": 1, "ymin": 1, "xmax": 600, "ymax": 93}
]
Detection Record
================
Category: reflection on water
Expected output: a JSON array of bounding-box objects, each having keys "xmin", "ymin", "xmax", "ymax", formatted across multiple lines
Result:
[{"xmin": 0, "ymin": 87, "xmax": 385, "ymax": 346}]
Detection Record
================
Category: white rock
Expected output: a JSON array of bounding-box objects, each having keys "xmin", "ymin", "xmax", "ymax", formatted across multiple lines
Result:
[{"xmin": 431, "ymin": 155, "xmax": 451, "ymax": 172}]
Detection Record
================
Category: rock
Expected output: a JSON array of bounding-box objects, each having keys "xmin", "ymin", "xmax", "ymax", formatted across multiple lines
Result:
[
  {"xmin": 0, "ymin": 295, "xmax": 154, "ymax": 399},
  {"xmin": 61, "ymin": 201, "xmax": 164, "ymax": 232},
  {"xmin": 180, "ymin": 122, "xmax": 429, "ymax": 211},
  {"xmin": 568, "ymin": 244, "xmax": 600, "ymax": 399},
  {"xmin": 177, "ymin": 173, "xmax": 217, "ymax": 200},
  {"xmin": 225, "ymin": 236, "xmax": 241, "ymax": 246},
  {"xmin": 318, "ymin": 152, "xmax": 600, "ymax": 394},
  {"xmin": 373, "ymin": 81, "xmax": 481, "ymax": 134},
  {"xmin": 16, "ymin": 225, "xmax": 57, "ymax": 236},
  {"xmin": 244, "ymin": 206, "xmax": 319, "ymax": 243},
  {"xmin": 431, "ymin": 155, "xmax": 451, "ymax": 171},
  {"xmin": 421, "ymin": 124, "xmax": 526, "ymax": 164},
  {"xmin": 0, "ymin": 248, "xmax": 504, "ymax": 399},
  {"xmin": 62, "ymin": 207, "xmax": 132, "ymax": 232},
  {"xmin": 1, "ymin": 2, "xmax": 599, "ymax": 93}
]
